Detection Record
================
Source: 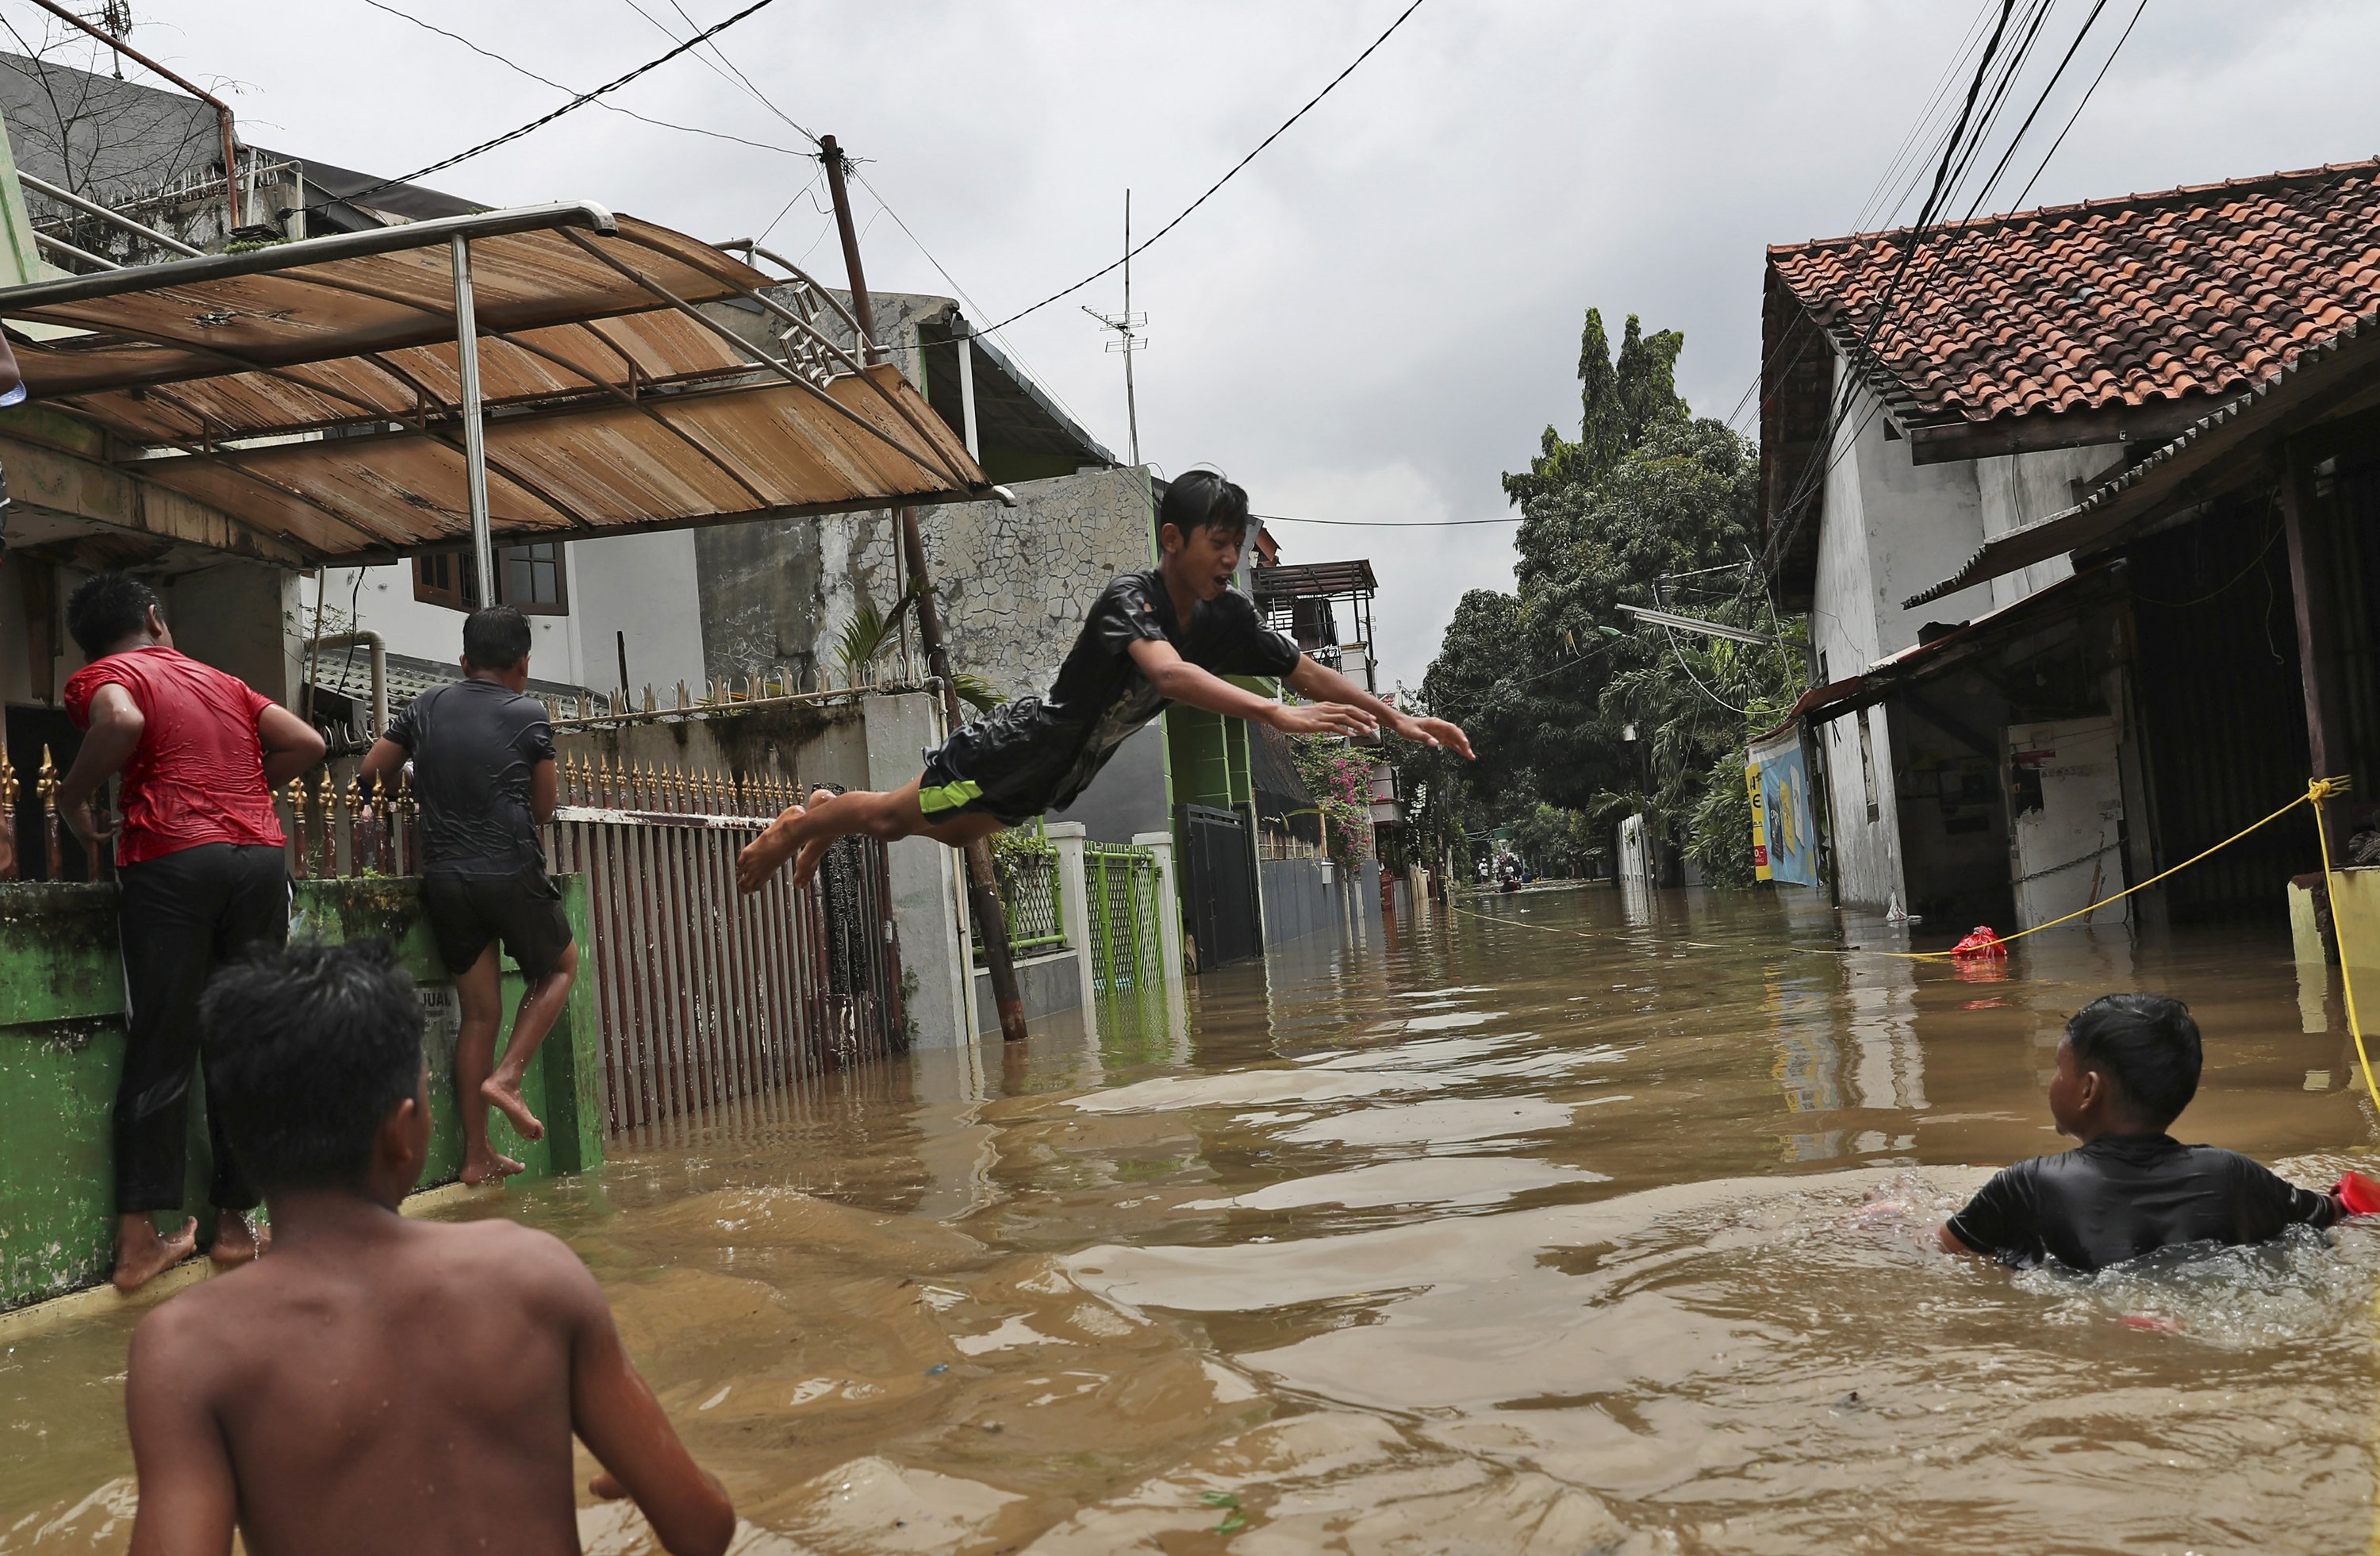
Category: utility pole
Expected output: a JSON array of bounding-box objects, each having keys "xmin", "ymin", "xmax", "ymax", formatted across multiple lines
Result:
[
  {"xmin": 820, "ymin": 133, "xmax": 1030, "ymax": 1044},
  {"xmin": 1082, "ymin": 190, "xmax": 1145, "ymax": 466}
]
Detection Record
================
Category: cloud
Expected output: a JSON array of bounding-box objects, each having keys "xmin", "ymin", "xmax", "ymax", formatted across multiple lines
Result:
[{"xmin": 86, "ymin": 0, "xmax": 2380, "ymax": 695}]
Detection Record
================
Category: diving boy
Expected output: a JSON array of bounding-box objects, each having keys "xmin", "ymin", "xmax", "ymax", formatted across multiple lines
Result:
[
  {"xmin": 1938, "ymin": 993, "xmax": 2357, "ymax": 1271},
  {"xmin": 359, "ymin": 605, "xmax": 580, "ymax": 1185},
  {"xmin": 126, "ymin": 939, "xmax": 735, "ymax": 1556},
  {"xmin": 735, "ymin": 470, "xmax": 1472, "ymax": 893}
]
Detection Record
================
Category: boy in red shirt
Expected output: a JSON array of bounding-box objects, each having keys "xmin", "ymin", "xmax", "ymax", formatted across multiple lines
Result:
[{"xmin": 57, "ymin": 573, "xmax": 325, "ymax": 1291}]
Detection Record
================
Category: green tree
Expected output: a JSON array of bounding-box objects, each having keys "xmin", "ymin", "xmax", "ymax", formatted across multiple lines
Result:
[{"xmin": 1415, "ymin": 305, "xmax": 1803, "ymax": 884}]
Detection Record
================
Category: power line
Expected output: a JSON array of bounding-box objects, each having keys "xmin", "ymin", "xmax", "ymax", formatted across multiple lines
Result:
[
  {"xmin": 356, "ymin": 0, "xmax": 807, "ymax": 160},
  {"xmin": 981, "ymin": 0, "xmax": 1433, "ymax": 333},
  {"xmin": 1258, "ymin": 512, "xmax": 1518, "ymax": 528},
  {"xmin": 2010, "ymin": 0, "xmax": 2152, "ymax": 211},
  {"xmin": 316, "ymin": 0, "xmax": 784, "ymax": 211}
]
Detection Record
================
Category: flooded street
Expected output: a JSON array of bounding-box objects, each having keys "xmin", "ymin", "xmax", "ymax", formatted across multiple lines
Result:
[{"xmin": 9, "ymin": 884, "xmax": 2380, "ymax": 1553}]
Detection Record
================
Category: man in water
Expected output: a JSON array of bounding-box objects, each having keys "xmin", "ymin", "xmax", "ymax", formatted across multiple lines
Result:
[
  {"xmin": 1938, "ymin": 993, "xmax": 2354, "ymax": 1270},
  {"xmin": 360, "ymin": 605, "xmax": 579, "ymax": 1185},
  {"xmin": 55, "ymin": 573, "xmax": 326, "ymax": 1291},
  {"xmin": 735, "ymin": 470, "xmax": 1472, "ymax": 893},
  {"xmin": 125, "ymin": 939, "xmax": 735, "ymax": 1556}
]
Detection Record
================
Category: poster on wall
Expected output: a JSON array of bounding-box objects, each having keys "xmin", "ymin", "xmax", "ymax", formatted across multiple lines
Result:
[{"xmin": 1749, "ymin": 728, "xmax": 1822, "ymax": 889}]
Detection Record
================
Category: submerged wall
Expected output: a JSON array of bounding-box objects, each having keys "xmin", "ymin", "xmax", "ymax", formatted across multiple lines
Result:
[{"xmin": 0, "ymin": 876, "xmax": 601, "ymax": 1313}]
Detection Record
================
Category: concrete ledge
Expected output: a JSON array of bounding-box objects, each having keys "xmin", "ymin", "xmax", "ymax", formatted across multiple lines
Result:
[
  {"xmin": 972, "ymin": 946, "xmax": 1086, "ymax": 1031},
  {"xmin": 0, "ymin": 1178, "xmax": 502, "ymax": 1341}
]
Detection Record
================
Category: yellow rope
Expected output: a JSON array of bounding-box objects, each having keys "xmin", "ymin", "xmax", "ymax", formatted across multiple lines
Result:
[
  {"xmin": 1449, "ymin": 778, "xmax": 2335, "ymax": 968},
  {"xmin": 2309, "ymin": 777, "xmax": 2379, "ymax": 1105}
]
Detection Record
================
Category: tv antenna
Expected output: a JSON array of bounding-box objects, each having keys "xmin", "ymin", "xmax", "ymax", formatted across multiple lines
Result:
[{"xmin": 1081, "ymin": 188, "xmax": 1145, "ymax": 466}]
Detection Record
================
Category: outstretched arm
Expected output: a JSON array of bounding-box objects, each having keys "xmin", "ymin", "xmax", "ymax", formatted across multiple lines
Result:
[
  {"xmin": 561, "ymin": 1246, "xmax": 735, "ymax": 1556},
  {"xmin": 1286, "ymin": 657, "xmax": 1474, "ymax": 759},
  {"xmin": 1127, "ymin": 639, "xmax": 1376, "ymax": 738},
  {"xmin": 126, "ymin": 1309, "xmax": 238, "ymax": 1556}
]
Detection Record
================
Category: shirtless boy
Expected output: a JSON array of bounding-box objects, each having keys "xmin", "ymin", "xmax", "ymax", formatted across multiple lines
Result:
[
  {"xmin": 735, "ymin": 470, "xmax": 1472, "ymax": 893},
  {"xmin": 126, "ymin": 940, "xmax": 734, "ymax": 1556}
]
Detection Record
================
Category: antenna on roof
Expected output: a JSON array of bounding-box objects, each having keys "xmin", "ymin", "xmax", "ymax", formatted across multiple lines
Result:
[{"xmin": 1081, "ymin": 188, "xmax": 1146, "ymax": 467}]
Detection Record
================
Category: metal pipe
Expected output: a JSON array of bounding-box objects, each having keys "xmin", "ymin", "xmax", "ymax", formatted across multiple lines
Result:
[
  {"xmin": 0, "ymin": 201, "xmax": 616, "ymax": 311},
  {"xmin": 450, "ymin": 235, "xmax": 495, "ymax": 606},
  {"xmin": 303, "ymin": 629, "xmax": 387, "ymax": 736},
  {"xmin": 18, "ymin": 172, "xmax": 204, "ymax": 256},
  {"xmin": 32, "ymin": 229, "xmax": 121, "ymax": 271},
  {"xmin": 25, "ymin": 0, "xmax": 243, "ymax": 229}
]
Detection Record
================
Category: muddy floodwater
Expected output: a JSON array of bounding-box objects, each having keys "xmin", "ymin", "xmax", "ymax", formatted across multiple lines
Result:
[{"xmin": 9, "ymin": 885, "xmax": 2380, "ymax": 1553}]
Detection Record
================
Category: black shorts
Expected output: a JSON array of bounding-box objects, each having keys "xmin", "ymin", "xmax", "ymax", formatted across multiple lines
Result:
[
  {"xmin": 916, "ymin": 696, "xmax": 1107, "ymax": 828},
  {"xmin": 423, "ymin": 865, "xmax": 573, "ymax": 979}
]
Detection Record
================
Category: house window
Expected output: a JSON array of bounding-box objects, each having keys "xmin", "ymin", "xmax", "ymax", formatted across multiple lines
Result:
[
  {"xmin": 503, "ymin": 543, "xmax": 567, "ymax": 615},
  {"xmin": 413, "ymin": 543, "xmax": 568, "ymax": 615},
  {"xmin": 1857, "ymin": 708, "xmax": 1880, "ymax": 824}
]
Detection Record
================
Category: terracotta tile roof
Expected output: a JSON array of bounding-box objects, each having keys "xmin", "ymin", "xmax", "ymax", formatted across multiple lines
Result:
[{"xmin": 1767, "ymin": 158, "xmax": 2380, "ymax": 427}]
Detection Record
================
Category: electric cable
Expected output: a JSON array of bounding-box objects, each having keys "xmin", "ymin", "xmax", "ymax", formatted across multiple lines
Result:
[
  {"xmin": 355, "ymin": 0, "xmax": 805, "ymax": 159},
  {"xmin": 979, "ymin": 0, "xmax": 1433, "ymax": 332},
  {"xmin": 2008, "ymin": 0, "xmax": 2152, "ymax": 212},
  {"xmin": 311, "ymin": 0, "xmax": 784, "ymax": 213}
]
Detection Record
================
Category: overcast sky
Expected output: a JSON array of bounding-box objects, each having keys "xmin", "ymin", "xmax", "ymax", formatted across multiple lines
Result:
[{"xmin": 21, "ymin": 0, "xmax": 2380, "ymax": 690}]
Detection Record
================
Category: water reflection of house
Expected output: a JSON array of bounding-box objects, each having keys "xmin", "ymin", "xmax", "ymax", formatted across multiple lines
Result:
[{"xmin": 1760, "ymin": 159, "xmax": 2380, "ymax": 934}]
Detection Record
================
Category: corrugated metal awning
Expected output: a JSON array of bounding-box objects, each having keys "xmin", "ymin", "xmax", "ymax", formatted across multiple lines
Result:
[
  {"xmin": 1903, "ymin": 309, "xmax": 2380, "ymax": 609},
  {"xmin": 0, "ymin": 201, "xmax": 986, "ymax": 563}
]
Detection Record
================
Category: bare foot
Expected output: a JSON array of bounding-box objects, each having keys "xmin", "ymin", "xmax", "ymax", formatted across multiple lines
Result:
[
  {"xmin": 208, "ymin": 1210, "xmax": 270, "ymax": 1270},
  {"xmin": 482, "ymin": 1073, "xmax": 546, "ymax": 1142},
  {"xmin": 736, "ymin": 801, "xmax": 807, "ymax": 893},
  {"xmin": 459, "ymin": 1150, "xmax": 526, "ymax": 1186},
  {"xmin": 112, "ymin": 1217, "xmax": 198, "ymax": 1293},
  {"xmin": 791, "ymin": 834, "xmax": 834, "ymax": 891}
]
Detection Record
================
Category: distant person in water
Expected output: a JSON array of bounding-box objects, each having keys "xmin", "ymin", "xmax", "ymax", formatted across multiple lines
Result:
[
  {"xmin": 125, "ymin": 939, "xmax": 734, "ymax": 1556},
  {"xmin": 360, "ymin": 605, "xmax": 578, "ymax": 1185},
  {"xmin": 56, "ymin": 572, "xmax": 326, "ymax": 1292},
  {"xmin": 1939, "ymin": 993, "xmax": 2367, "ymax": 1271},
  {"xmin": 735, "ymin": 470, "xmax": 1473, "ymax": 893}
]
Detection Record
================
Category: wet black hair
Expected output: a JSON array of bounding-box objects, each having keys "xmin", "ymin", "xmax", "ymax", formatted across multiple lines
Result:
[
  {"xmin": 463, "ymin": 604, "xmax": 532, "ymax": 672},
  {"xmin": 1158, "ymin": 469, "xmax": 1251, "ymax": 544},
  {"xmin": 2065, "ymin": 993, "xmax": 2202, "ymax": 1128},
  {"xmin": 200, "ymin": 939, "xmax": 424, "ymax": 1191},
  {"xmin": 64, "ymin": 572, "xmax": 161, "ymax": 660}
]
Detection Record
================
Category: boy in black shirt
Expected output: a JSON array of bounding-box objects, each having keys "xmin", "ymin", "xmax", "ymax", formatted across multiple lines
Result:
[
  {"xmin": 360, "ymin": 606, "xmax": 578, "ymax": 1184},
  {"xmin": 1939, "ymin": 993, "xmax": 2351, "ymax": 1271},
  {"xmin": 736, "ymin": 470, "xmax": 1472, "ymax": 893}
]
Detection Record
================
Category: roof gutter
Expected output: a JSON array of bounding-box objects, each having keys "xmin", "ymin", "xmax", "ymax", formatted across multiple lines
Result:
[
  {"xmin": 0, "ymin": 201, "xmax": 618, "ymax": 311},
  {"xmin": 25, "ymin": 0, "xmax": 245, "ymax": 229}
]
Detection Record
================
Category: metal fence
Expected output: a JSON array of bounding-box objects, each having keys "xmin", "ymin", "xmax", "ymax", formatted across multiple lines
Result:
[
  {"xmin": 543, "ymin": 756, "xmax": 904, "ymax": 1134},
  {"xmin": 1084, "ymin": 841, "xmax": 1165, "ymax": 994},
  {"xmin": 0, "ymin": 747, "xmax": 906, "ymax": 1133},
  {"xmin": 974, "ymin": 829, "xmax": 1064, "ymax": 961}
]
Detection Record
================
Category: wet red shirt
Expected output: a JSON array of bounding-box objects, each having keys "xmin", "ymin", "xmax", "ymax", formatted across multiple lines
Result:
[{"xmin": 63, "ymin": 647, "xmax": 286, "ymax": 866}]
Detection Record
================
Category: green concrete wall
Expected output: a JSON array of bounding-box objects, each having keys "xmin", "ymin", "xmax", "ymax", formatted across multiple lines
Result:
[{"xmin": 0, "ymin": 875, "xmax": 602, "ymax": 1312}]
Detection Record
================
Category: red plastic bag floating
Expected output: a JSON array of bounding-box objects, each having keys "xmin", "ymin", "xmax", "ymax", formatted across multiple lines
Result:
[
  {"xmin": 1950, "ymin": 925, "xmax": 2006, "ymax": 961},
  {"xmin": 2334, "ymin": 1170, "xmax": 2380, "ymax": 1216}
]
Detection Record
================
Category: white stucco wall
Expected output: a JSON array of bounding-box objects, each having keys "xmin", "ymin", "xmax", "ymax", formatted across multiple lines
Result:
[
  {"xmin": 1975, "ymin": 448, "xmax": 2098, "ymax": 612},
  {"xmin": 322, "ymin": 527, "xmax": 708, "ymax": 701}
]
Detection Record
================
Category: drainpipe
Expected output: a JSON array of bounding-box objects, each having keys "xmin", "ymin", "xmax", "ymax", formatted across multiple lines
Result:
[
  {"xmin": 26, "ymin": 0, "xmax": 242, "ymax": 229},
  {"xmin": 306, "ymin": 632, "xmax": 386, "ymax": 741}
]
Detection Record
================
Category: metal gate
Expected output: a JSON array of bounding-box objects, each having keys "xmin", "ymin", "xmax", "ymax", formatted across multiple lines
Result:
[
  {"xmin": 541, "ymin": 756, "xmax": 904, "ymax": 1135},
  {"xmin": 1178, "ymin": 803, "xmax": 1261, "ymax": 969}
]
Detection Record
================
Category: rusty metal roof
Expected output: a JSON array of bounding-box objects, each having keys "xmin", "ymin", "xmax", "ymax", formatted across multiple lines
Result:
[
  {"xmin": 0, "ymin": 202, "xmax": 985, "ymax": 563},
  {"xmin": 1253, "ymin": 559, "xmax": 1378, "ymax": 600}
]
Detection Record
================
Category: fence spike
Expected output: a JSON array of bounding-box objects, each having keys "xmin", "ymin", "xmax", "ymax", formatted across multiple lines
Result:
[
  {"xmin": 641, "ymin": 684, "xmax": 657, "ymax": 714},
  {"xmin": 674, "ymin": 680, "xmax": 689, "ymax": 712}
]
